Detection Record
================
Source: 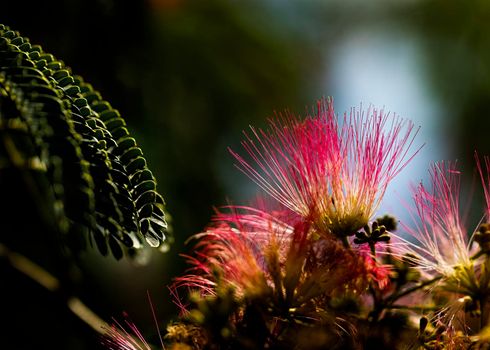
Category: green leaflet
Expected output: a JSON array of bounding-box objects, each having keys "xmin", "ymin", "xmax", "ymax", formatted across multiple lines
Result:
[{"xmin": 0, "ymin": 24, "xmax": 170, "ymax": 258}]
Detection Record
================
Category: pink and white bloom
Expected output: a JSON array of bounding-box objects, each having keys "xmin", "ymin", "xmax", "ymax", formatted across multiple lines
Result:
[
  {"xmin": 102, "ymin": 296, "xmax": 164, "ymax": 350},
  {"xmin": 102, "ymin": 314, "xmax": 154, "ymax": 350},
  {"xmin": 399, "ymin": 162, "xmax": 476, "ymax": 277},
  {"xmin": 476, "ymin": 153, "xmax": 490, "ymax": 221},
  {"xmin": 171, "ymin": 203, "xmax": 370, "ymax": 302},
  {"xmin": 230, "ymin": 98, "xmax": 420, "ymax": 237},
  {"xmin": 172, "ymin": 206, "xmax": 297, "ymax": 298}
]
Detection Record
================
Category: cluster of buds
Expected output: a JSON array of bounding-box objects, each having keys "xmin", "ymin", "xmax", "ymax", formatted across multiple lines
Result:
[
  {"xmin": 475, "ymin": 223, "xmax": 490, "ymax": 256},
  {"xmin": 354, "ymin": 221, "xmax": 391, "ymax": 256}
]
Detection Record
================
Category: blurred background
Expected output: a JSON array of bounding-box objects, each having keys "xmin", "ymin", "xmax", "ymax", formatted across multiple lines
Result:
[{"xmin": 1, "ymin": 0, "xmax": 490, "ymax": 348}]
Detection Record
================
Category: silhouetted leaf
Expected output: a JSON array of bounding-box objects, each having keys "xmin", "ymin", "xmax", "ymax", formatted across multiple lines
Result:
[{"xmin": 0, "ymin": 24, "xmax": 171, "ymax": 259}]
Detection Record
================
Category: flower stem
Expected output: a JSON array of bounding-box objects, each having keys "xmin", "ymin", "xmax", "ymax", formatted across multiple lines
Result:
[{"xmin": 340, "ymin": 236, "xmax": 351, "ymax": 249}]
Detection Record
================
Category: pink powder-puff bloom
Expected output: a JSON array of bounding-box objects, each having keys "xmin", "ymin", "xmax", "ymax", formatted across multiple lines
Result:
[
  {"xmin": 171, "ymin": 204, "xmax": 370, "ymax": 304},
  {"xmin": 230, "ymin": 98, "xmax": 420, "ymax": 238},
  {"xmin": 102, "ymin": 321, "xmax": 151, "ymax": 350},
  {"xmin": 476, "ymin": 153, "xmax": 490, "ymax": 221},
  {"xmin": 102, "ymin": 314, "xmax": 160, "ymax": 350},
  {"xmin": 474, "ymin": 153, "xmax": 490, "ymax": 255},
  {"xmin": 102, "ymin": 294, "xmax": 164, "ymax": 350},
  {"xmin": 399, "ymin": 161, "xmax": 477, "ymax": 278},
  {"xmin": 172, "ymin": 206, "xmax": 297, "ymax": 299},
  {"xmin": 362, "ymin": 252, "xmax": 392, "ymax": 292},
  {"xmin": 396, "ymin": 161, "xmax": 490, "ymax": 338}
]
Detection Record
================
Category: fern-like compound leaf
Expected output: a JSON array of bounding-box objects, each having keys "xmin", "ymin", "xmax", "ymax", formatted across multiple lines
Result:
[{"xmin": 0, "ymin": 24, "xmax": 170, "ymax": 258}]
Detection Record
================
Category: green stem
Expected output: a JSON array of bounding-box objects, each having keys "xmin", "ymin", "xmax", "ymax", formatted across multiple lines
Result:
[{"xmin": 340, "ymin": 236, "xmax": 351, "ymax": 249}]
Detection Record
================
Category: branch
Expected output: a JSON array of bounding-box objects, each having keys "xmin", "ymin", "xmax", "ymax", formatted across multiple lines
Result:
[{"xmin": 0, "ymin": 243, "xmax": 107, "ymax": 334}]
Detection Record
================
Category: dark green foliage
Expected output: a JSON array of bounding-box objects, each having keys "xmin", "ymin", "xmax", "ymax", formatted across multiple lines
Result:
[{"xmin": 0, "ymin": 24, "xmax": 170, "ymax": 258}]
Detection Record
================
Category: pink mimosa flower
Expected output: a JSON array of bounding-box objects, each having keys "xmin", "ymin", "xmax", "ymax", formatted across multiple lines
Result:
[
  {"xmin": 476, "ymin": 153, "xmax": 490, "ymax": 221},
  {"xmin": 399, "ymin": 162, "xmax": 475, "ymax": 277},
  {"xmin": 230, "ymin": 98, "xmax": 420, "ymax": 238},
  {"xmin": 103, "ymin": 293, "xmax": 164, "ymax": 350},
  {"xmin": 172, "ymin": 206, "xmax": 297, "ymax": 298},
  {"xmin": 362, "ymin": 252, "xmax": 392, "ymax": 292},
  {"xmin": 102, "ymin": 313, "xmax": 158, "ymax": 350},
  {"xmin": 172, "ymin": 204, "xmax": 373, "ymax": 309},
  {"xmin": 103, "ymin": 323, "xmax": 150, "ymax": 350}
]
